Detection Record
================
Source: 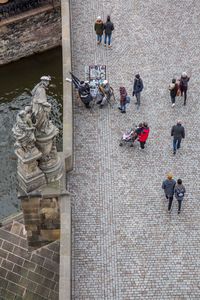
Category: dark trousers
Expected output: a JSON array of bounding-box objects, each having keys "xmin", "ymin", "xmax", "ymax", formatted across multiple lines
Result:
[
  {"xmin": 140, "ymin": 141, "xmax": 145, "ymax": 149},
  {"xmin": 178, "ymin": 200, "xmax": 182, "ymax": 212},
  {"xmin": 171, "ymin": 95, "xmax": 176, "ymax": 104},
  {"xmin": 180, "ymin": 87, "xmax": 187, "ymax": 105},
  {"xmin": 168, "ymin": 196, "xmax": 173, "ymax": 211}
]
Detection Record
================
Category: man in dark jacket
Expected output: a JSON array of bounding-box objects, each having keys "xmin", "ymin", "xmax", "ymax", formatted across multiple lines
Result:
[
  {"xmin": 180, "ymin": 72, "xmax": 190, "ymax": 105},
  {"xmin": 133, "ymin": 74, "xmax": 144, "ymax": 108},
  {"xmin": 104, "ymin": 15, "xmax": 114, "ymax": 48},
  {"xmin": 171, "ymin": 120, "xmax": 185, "ymax": 155},
  {"xmin": 162, "ymin": 173, "xmax": 176, "ymax": 212}
]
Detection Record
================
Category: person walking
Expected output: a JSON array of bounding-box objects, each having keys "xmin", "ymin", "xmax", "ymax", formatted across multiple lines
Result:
[
  {"xmin": 94, "ymin": 16, "xmax": 104, "ymax": 45},
  {"xmin": 104, "ymin": 15, "xmax": 114, "ymax": 48},
  {"xmin": 162, "ymin": 173, "xmax": 176, "ymax": 212},
  {"xmin": 119, "ymin": 86, "xmax": 127, "ymax": 113},
  {"xmin": 179, "ymin": 72, "xmax": 190, "ymax": 105},
  {"xmin": 132, "ymin": 74, "xmax": 144, "ymax": 108},
  {"xmin": 138, "ymin": 122, "xmax": 149, "ymax": 149},
  {"xmin": 174, "ymin": 179, "xmax": 186, "ymax": 214},
  {"xmin": 171, "ymin": 120, "xmax": 185, "ymax": 155},
  {"xmin": 169, "ymin": 78, "xmax": 178, "ymax": 107}
]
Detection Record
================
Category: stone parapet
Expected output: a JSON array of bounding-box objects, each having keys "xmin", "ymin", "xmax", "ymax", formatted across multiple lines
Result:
[{"xmin": 0, "ymin": 1, "xmax": 61, "ymax": 65}]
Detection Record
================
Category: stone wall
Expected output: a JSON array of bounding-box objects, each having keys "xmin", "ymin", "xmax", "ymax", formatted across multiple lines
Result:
[
  {"xmin": 0, "ymin": 1, "xmax": 61, "ymax": 65},
  {"xmin": 21, "ymin": 196, "xmax": 60, "ymax": 249}
]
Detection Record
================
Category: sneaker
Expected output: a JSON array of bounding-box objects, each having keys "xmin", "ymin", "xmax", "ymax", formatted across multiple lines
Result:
[
  {"xmin": 108, "ymin": 45, "xmax": 112, "ymax": 48},
  {"xmin": 178, "ymin": 211, "xmax": 181, "ymax": 214},
  {"xmin": 173, "ymin": 151, "xmax": 176, "ymax": 155},
  {"xmin": 172, "ymin": 103, "xmax": 175, "ymax": 107},
  {"xmin": 118, "ymin": 107, "xmax": 122, "ymax": 110},
  {"xmin": 65, "ymin": 78, "xmax": 72, "ymax": 82},
  {"xmin": 121, "ymin": 110, "xmax": 126, "ymax": 113}
]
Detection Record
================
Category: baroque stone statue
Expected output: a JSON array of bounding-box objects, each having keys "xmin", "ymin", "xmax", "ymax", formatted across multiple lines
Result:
[
  {"xmin": 12, "ymin": 76, "xmax": 62, "ymax": 193},
  {"xmin": 12, "ymin": 109, "xmax": 36, "ymax": 152},
  {"xmin": 31, "ymin": 76, "xmax": 52, "ymax": 135}
]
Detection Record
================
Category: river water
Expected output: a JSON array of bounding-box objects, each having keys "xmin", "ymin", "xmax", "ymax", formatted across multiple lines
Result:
[{"xmin": 0, "ymin": 47, "xmax": 63, "ymax": 219}]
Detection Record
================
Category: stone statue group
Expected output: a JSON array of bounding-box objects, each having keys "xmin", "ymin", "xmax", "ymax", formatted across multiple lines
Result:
[{"xmin": 12, "ymin": 76, "xmax": 62, "ymax": 193}]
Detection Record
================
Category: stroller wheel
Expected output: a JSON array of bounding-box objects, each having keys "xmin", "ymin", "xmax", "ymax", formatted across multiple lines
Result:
[{"xmin": 119, "ymin": 142, "xmax": 123, "ymax": 146}]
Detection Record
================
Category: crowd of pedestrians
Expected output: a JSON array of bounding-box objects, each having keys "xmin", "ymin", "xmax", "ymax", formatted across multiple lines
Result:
[{"xmin": 66, "ymin": 14, "xmax": 190, "ymax": 215}]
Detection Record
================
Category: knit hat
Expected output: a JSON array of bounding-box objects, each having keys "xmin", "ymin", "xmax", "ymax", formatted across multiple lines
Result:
[
  {"xmin": 167, "ymin": 173, "xmax": 173, "ymax": 179},
  {"xmin": 97, "ymin": 16, "xmax": 101, "ymax": 20},
  {"xmin": 182, "ymin": 72, "xmax": 187, "ymax": 77}
]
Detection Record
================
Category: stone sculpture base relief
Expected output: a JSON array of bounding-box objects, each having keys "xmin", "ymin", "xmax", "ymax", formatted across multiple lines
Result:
[{"xmin": 12, "ymin": 76, "xmax": 62, "ymax": 193}]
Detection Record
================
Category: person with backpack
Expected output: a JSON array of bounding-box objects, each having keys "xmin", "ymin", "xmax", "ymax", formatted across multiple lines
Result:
[
  {"xmin": 174, "ymin": 179, "xmax": 186, "ymax": 214},
  {"xmin": 162, "ymin": 173, "xmax": 176, "ymax": 212},
  {"xmin": 169, "ymin": 78, "xmax": 178, "ymax": 107},
  {"xmin": 94, "ymin": 16, "xmax": 104, "ymax": 45},
  {"xmin": 132, "ymin": 74, "xmax": 144, "ymax": 108},
  {"xmin": 104, "ymin": 15, "xmax": 114, "ymax": 48},
  {"xmin": 179, "ymin": 72, "xmax": 190, "ymax": 105}
]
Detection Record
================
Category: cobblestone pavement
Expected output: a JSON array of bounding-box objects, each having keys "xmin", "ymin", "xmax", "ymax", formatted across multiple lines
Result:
[{"xmin": 68, "ymin": 1, "xmax": 200, "ymax": 299}]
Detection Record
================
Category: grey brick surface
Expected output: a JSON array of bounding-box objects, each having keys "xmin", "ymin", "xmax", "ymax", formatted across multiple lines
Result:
[{"xmin": 69, "ymin": 0, "xmax": 200, "ymax": 299}]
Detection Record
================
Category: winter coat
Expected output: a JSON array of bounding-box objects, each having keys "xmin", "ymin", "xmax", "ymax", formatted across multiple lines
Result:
[
  {"xmin": 171, "ymin": 124, "xmax": 185, "ymax": 140},
  {"xmin": 104, "ymin": 21, "xmax": 114, "ymax": 35},
  {"xmin": 133, "ymin": 78, "xmax": 144, "ymax": 94},
  {"xmin": 119, "ymin": 87, "xmax": 127, "ymax": 104},
  {"xmin": 180, "ymin": 76, "xmax": 190, "ymax": 89},
  {"xmin": 169, "ymin": 83, "xmax": 178, "ymax": 97},
  {"xmin": 162, "ymin": 179, "xmax": 176, "ymax": 197},
  {"xmin": 138, "ymin": 127, "xmax": 149, "ymax": 142},
  {"xmin": 94, "ymin": 20, "xmax": 104, "ymax": 35},
  {"xmin": 174, "ymin": 184, "xmax": 186, "ymax": 200}
]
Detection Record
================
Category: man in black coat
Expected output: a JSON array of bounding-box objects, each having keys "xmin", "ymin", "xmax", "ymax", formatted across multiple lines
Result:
[
  {"xmin": 132, "ymin": 74, "xmax": 143, "ymax": 108},
  {"xmin": 171, "ymin": 120, "xmax": 185, "ymax": 155}
]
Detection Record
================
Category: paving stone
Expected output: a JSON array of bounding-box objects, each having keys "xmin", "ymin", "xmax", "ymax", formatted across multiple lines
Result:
[{"xmin": 69, "ymin": 0, "xmax": 200, "ymax": 299}]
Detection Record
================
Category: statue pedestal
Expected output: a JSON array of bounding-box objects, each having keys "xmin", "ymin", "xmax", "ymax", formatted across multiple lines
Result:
[
  {"xmin": 15, "ymin": 147, "xmax": 46, "ymax": 193},
  {"xmin": 36, "ymin": 126, "xmax": 63, "ymax": 183}
]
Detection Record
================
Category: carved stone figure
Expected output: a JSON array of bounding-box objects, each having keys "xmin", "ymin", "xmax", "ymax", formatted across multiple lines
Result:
[
  {"xmin": 31, "ymin": 76, "xmax": 52, "ymax": 134},
  {"xmin": 12, "ymin": 76, "xmax": 63, "ymax": 193},
  {"xmin": 12, "ymin": 110, "xmax": 36, "ymax": 152}
]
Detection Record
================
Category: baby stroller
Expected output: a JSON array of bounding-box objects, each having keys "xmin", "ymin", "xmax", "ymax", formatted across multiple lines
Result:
[{"xmin": 119, "ymin": 127, "xmax": 137, "ymax": 147}]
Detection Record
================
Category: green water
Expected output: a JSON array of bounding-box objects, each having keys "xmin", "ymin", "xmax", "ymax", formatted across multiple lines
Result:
[{"xmin": 0, "ymin": 47, "xmax": 63, "ymax": 219}]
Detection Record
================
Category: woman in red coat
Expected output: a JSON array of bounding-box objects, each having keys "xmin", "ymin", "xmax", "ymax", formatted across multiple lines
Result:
[{"xmin": 138, "ymin": 122, "xmax": 150, "ymax": 149}]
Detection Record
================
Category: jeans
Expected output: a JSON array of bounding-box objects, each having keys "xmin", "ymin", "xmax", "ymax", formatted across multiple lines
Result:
[
  {"xmin": 97, "ymin": 34, "xmax": 102, "ymax": 43},
  {"xmin": 120, "ymin": 103, "xmax": 126, "ymax": 112},
  {"xmin": 135, "ymin": 92, "xmax": 141, "ymax": 106},
  {"xmin": 180, "ymin": 87, "xmax": 187, "ymax": 105},
  {"xmin": 104, "ymin": 34, "xmax": 112, "ymax": 45},
  {"xmin": 168, "ymin": 196, "xmax": 173, "ymax": 211},
  {"xmin": 173, "ymin": 138, "xmax": 181, "ymax": 153},
  {"xmin": 178, "ymin": 199, "xmax": 182, "ymax": 212}
]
